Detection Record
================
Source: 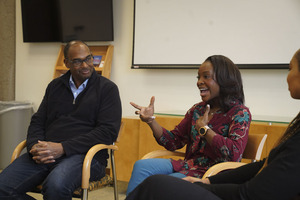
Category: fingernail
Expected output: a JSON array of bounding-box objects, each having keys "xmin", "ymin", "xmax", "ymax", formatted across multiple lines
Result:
[{"xmin": 207, "ymin": 104, "xmax": 210, "ymax": 108}]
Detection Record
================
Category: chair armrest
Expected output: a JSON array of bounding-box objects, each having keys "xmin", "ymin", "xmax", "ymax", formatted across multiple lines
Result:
[
  {"xmin": 11, "ymin": 140, "xmax": 27, "ymax": 163},
  {"xmin": 202, "ymin": 162, "xmax": 247, "ymax": 179},
  {"xmin": 82, "ymin": 144, "xmax": 119, "ymax": 189},
  {"xmin": 141, "ymin": 150, "xmax": 185, "ymax": 160}
]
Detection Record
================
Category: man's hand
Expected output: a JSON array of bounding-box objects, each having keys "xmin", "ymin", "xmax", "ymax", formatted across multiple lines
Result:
[{"xmin": 30, "ymin": 141, "xmax": 65, "ymax": 164}]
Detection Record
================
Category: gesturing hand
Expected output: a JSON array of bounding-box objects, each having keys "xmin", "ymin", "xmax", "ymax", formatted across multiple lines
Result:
[
  {"xmin": 30, "ymin": 141, "xmax": 65, "ymax": 164},
  {"xmin": 196, "ymin": 104, "xmax": 210, "ymax": 130},
  {"xmin": 130, "ymin": 96, "xmax": 155, "ymax": 124}
]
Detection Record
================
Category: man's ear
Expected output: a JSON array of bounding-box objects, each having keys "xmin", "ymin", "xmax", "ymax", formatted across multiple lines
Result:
[{"xmin": 64, "ymin": 59, "xmax": 70, "ymax": 68}]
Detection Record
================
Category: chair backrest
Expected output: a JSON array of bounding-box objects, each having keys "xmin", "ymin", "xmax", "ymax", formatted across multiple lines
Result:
[{"xmin": 242, "ymin": 133, "xmax": 267, "ymax": 162}]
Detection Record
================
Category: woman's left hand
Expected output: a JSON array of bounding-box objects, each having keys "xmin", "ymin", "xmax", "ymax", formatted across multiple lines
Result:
[{"xmin": 196, "ymin": 104, "xmax": 210, "ymax": 130}]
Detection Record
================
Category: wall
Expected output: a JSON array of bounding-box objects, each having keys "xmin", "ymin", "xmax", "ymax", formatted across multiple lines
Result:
[
  {"xmin": 0, "ymin": 0, "xmax": 15, "ymax": 100},
  {"xmin": 15, "ymin": 0, "xmax": 299, "ymax": 122}
]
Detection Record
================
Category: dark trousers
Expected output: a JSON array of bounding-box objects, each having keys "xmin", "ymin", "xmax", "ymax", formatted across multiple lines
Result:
[
  {"xmin": 126, "ymin": 174, "xmax": 222, "ymax": 200},
  {"xmin": 0, "ymin": 153, "xmax": 105, "ymax": 200}
]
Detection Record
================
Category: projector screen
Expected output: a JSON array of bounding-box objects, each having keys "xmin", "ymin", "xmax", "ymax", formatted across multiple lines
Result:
[{"xmin": 132, "ymin": 0, "xmax": 300, "ymax": 69}]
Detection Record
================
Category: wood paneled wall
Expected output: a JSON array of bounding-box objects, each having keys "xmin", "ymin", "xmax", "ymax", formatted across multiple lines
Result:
[{"xmin": 115, "ymin": 116, "xmax": 288, "ymax": 182}]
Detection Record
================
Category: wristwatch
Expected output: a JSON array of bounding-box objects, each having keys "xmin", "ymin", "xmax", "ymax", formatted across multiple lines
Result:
[{"xmin": 198, "ymin": 125, "xmax": 210, "ymax": 137}]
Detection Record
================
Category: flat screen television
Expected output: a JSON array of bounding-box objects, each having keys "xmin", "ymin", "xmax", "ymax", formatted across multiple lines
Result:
[{"xmin": 21, "ymin": 0, "xmax": 114, "ymax": 43}]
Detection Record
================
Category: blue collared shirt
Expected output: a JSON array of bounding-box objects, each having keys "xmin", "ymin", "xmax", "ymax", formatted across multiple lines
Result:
[{"xmin": 69, "ymin": 75, "xmax": 89, "ymax": 100}]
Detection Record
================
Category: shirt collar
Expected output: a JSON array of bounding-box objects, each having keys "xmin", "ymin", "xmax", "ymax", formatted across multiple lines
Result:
[{"xmin": 69, "ymin": 75, "xmax": 89, "ymax": 89}]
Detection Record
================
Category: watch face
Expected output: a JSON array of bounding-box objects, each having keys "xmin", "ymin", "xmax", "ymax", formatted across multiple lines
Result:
[{"xmin": 199, "ymin": 128, "xmax": 206, "ymax": 135}]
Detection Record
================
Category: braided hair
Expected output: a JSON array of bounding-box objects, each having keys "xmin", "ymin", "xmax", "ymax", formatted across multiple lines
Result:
[{"xmin": 276, "ymin": 112, "xmax": 300, "ymax": 146}]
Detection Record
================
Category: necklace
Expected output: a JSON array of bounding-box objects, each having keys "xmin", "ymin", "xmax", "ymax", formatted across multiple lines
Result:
[{"xmin": 209, "ymin": 109, "xmax": 220, "ymax": 115}]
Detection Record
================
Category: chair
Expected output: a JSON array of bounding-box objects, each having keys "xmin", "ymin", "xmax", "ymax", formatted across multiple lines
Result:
[
  {"xmin": 10, "ymin": 122, "xmax": 124, "ymax": 200},
  {"xmin": 141, "ymin": 133, "xmax": 267, "ymax": 179},
  {"xmin": 202, "ymin": 133, "xmax": 268, "ymax": 179}
]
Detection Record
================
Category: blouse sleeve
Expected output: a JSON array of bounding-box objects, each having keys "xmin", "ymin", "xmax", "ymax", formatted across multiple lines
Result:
[
  {"xmin": 211, "ymin": 106, "xmax": 251, "ymax": 161},
  {"xmin": 156, "ymin": 106, "xmax": 195, "ymax": 151}
]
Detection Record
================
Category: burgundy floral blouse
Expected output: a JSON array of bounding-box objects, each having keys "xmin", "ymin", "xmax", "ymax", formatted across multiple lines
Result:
[{"xmin": 157, "ymin": 100, "xmax": 251, "ymax": 178}]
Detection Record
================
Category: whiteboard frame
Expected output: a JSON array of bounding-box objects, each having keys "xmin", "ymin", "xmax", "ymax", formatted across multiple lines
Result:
[{"xmin": 132, "ymin": 0, "xmax": 299, "ymax": 69}]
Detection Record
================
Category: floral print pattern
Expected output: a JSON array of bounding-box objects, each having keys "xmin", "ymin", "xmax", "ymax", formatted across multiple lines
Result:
[{"xmin": 157, "ymin": 100, "xmax": 251, "ymax": 178}]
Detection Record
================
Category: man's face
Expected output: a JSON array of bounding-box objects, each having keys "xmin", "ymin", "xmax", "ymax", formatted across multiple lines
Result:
[{"xmin": 64, "ymin": 43, "xmax": 94, "ymax": 87}]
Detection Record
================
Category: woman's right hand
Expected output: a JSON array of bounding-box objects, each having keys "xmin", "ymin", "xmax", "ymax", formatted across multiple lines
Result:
[{"xmin": 130, "ymin": 96, "xmax": 155, "ymax": 124}]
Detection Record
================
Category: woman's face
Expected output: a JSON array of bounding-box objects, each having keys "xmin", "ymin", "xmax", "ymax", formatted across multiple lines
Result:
[
  {"xmin": 197, "ymin": 61, "xmax": 220, "ymax": 103},
  {"xmin": 287, "ymin": 54, "xmax": 300, "ymax": 99}
]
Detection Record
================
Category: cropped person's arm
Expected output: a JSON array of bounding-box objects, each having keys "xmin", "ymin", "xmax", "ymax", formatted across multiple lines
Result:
[
  {"xmin": 202, "ymin": 133, "xmax": 300, "ymax": 200},
  {"xmin": 208, "ymin": 160, "xmax": 264, "ymax": 184},
  {"xmin": 237, "ymin": 133, "xmax": 300, "ymax": 200},
  {"xmin": 191, "ymin": 161, "xmax": 264, "ymax": 200}
]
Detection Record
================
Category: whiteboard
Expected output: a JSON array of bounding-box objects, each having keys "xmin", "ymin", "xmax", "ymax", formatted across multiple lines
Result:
[{"xmin": 132, "ymin": 0, "xmax": 300, "ymax": 69}]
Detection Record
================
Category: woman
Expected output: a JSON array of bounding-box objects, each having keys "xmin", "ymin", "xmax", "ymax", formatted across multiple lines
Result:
[
  {"xmin": 126, "ymin": 49, "xmax": 300, "ymax": 200},
  {"xmin": 127, "ymin": 55, "xmax": 251, "ymax": 195}
]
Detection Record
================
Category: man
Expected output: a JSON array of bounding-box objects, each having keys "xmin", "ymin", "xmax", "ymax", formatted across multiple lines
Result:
[{"xmin": 0, "ymin": 40, "xmax": 122, "ymax": 200}]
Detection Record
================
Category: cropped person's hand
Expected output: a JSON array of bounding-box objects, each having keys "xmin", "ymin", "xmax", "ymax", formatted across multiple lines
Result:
[
  {"xmin": 30, "ymin": 141, "xmax": 65, "ymax": 164},
  {"xmin": 195, "ymin": 104, "xmax": 210, "ymax": 130},
  {"xmin": 182, "ymin": 176, "xmax": 203, "ymax": 183},
  {"xmin": 130, "ymin": 96, "xmax": 155, "ymax": 124},
  {"xmin": 182, "ymin": 176, "xmax": 210, "ymax": 184}
]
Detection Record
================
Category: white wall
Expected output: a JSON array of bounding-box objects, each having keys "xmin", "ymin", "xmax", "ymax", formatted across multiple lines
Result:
[{"xmin": 15, "ymin": 0, "xmax": 299, "ymax": 122}]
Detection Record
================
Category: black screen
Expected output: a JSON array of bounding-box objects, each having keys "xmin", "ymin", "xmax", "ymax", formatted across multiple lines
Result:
[
  {"xmin": 21, "ymin": 0, "xmax": 60, "ymax": 42},
  {"xmin": 21, "ymin": 0, "xmax": 114, "ymax": 42}
]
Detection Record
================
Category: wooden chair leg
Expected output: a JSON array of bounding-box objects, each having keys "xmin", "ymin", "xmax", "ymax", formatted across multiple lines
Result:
[{"xmin": 111, "ymin": 149, "xmax": 119, "ymax": 200}]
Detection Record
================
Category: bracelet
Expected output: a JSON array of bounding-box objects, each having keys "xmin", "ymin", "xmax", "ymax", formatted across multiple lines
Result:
[{"xmin": 146, "ymin": 116, "xmax": 156, "ymax": 124}]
